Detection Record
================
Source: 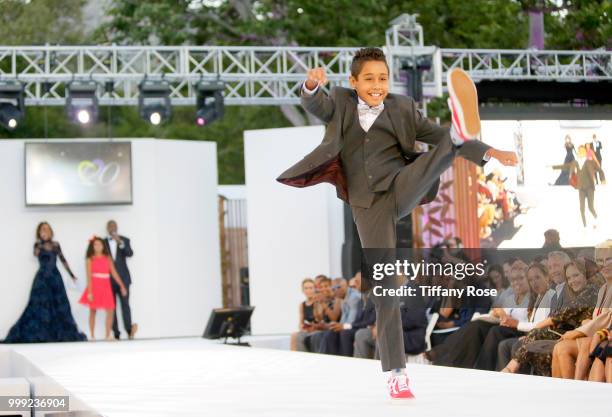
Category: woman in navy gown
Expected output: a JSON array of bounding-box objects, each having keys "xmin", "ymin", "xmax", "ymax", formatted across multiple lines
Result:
[
  {"xmin": 3, "ymin": 222, "xmax": 86, "ymax": 343},
  {"xmin": 554, "ymin": 134, "xmax": 576, "ymax": 186}
]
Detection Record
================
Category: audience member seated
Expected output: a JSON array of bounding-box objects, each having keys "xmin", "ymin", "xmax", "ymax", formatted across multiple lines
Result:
[
  {"xmin": 502, "ymin": 259, "xmax": 599, "ymax": 376},
  {"xmin": 400, "ymin": 291, "xmax": 428, "ymax": 356},
  {"xmin": 586, "ymin": 325, "xmax": 612, "ymax": 382},
  {"xmin": 335, "ymin": 294, "xmax": 376, "ymax": 358},
  {"xmin": 426, "ymin": 277, "xmax": 469, "ymax": 347},
  {"xmin": 301, "ymin": 276, "xmax": 340, "ymax": 352},
  {"xmin": 476, "ymin": 262, "xmax": 555, "ymax": 371},
  {"xmin": 542, "ymin": 229, "xmax": 562, "ymax": 250},
  {"xmin": 291, "ymin": 278, "xmax": 318, "ymax": 351},
  {"xmin": 552, "ymin": 241, "xmax": 612, "ymax": 379},
  {"xmin": 427, "ymin": 263, "xmax": 531, "ymax": 368},
  {"xmin": 316, "ymin": 274, "xmax": 363, "ymax": 355},
  {"xmin": 486, "ymin": 264, "xmax": 509, "ymax": 305}
]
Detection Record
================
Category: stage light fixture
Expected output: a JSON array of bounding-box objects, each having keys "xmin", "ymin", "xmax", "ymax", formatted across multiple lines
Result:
[
  {"xmin": 195, "ymin": 81, "xmax": 225, "ymax": 126},
  {"xmin": 0, "ymin": 82, "xmax": 25, "ymax": 131},
  {"xmin": 66, "ymin": 82, "xmax": 99, "ymax": 125},
  {"xmin": 138, "ymin": 80, "xmax": 171, "ymax": 125}
]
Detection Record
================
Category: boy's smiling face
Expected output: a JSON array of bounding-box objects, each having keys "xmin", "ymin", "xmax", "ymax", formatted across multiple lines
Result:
[{"xmin": 349, "ymin": 60, "xmax": 389, "ymax": 107}]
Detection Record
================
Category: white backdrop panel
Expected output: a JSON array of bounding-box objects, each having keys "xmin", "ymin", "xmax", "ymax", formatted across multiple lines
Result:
[
  {"xmin": 0, "ymin": 138, "xmax": 221, "ymax": 340},
  {"xmin": 244, "ymin": 126, "xmax": 344, "ymax": 335}
]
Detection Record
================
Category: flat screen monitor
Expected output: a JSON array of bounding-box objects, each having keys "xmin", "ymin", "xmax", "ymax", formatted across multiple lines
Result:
[
  {"xmin": 25, "ymin": 141, "xmax": 133, "ymax": 206},
  {"xmin": 203, "ymin": 307, "xmax": 254, "ymax": 340}
]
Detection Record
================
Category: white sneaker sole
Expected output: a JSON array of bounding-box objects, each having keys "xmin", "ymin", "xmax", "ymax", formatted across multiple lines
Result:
[{"xmin": 447, "ymin": 68, "xmax": 481, "ymax": 139}]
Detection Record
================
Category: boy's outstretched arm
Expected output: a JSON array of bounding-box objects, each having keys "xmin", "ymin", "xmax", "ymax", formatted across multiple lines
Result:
[{"xmin": 300, "ymin": 67, "xmax": 335, "ymax": 124}]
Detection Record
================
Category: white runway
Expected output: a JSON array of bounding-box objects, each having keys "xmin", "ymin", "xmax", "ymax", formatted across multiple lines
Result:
[
  {"xmin": 500, "ymin": 184, "xmax": 611, "ymax": 248},
  {"xmin": 3, "ymin": 337, "xmax": 612, "ymax": 417}
]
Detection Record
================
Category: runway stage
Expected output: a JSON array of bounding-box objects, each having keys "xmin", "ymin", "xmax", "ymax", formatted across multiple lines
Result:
[{"xmin": 3, "ymin": 337, "xmax": 612, "ymax": 417}]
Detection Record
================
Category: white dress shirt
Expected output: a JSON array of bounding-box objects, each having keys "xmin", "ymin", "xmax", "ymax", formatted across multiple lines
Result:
[
  {"xmin": 108, "ymin": 236, "xmax": 117, "ymax": 260},
  {"xmin": 516, "ymin": 289, "xmax": 556, "ymax": 332},
  {"xmin": 502, "ymin": 293, "xmax": 530, "ymax": 322}
]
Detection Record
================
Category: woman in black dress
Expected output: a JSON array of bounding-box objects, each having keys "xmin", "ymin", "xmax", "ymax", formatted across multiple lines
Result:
[
  {"xmin": 3, "ymin": 222, "xmax": 87, "ymax": 343},
  {"xmin": 554, "ymin": 134, "xmax": 576, "ymax": 186}
]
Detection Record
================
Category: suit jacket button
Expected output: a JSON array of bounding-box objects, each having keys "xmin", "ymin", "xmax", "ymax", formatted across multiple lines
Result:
[
  {"xmin": 365, "ymin": 138, "xmax": 370, "ymax": 143},
  {"xmin": 309, "ymin": 163, "xmax": 314, "ymax": 168},
  {"xmin": 326, "ymin": 153, "xmax": 332, "ymax": 158},
  {"xmin": 368, "ymin": 175, "xmax": 372, "ymax": 179}
]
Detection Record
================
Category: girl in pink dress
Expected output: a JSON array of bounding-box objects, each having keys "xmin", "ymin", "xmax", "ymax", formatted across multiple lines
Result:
[{"xmin": 79, "ymin": 236, "xmax": 127, "ymax": 341}]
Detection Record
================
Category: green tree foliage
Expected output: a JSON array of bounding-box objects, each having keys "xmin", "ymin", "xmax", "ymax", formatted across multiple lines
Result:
[
  {"xmin": 543, "ymin": 0, "xmax": 612, "ymax": 49},
  {"xmin": 0, "ymin": 0, "xmax": 86, "ymax": 45},
  {"xmin": 99, "ymin": 0, "xmax": 530, "ymax": 48}
]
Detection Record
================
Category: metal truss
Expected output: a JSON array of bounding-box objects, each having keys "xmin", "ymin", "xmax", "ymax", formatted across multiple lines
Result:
[
  {"xmin": 0, "ymin": 15, "xmax": 609, "ymax": 107},
  {"xmin": 441, "ymin": 48, "xmax": 612, "ymax": 81},
  {"xmin": 0, "ymin": 46, "xmax": 364, "ymax": 106}
]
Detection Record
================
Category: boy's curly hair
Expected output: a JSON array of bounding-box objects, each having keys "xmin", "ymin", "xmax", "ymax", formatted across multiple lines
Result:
[{"xmin": 350, "ymin": 47, "xmax": 389, "ymax": 78}]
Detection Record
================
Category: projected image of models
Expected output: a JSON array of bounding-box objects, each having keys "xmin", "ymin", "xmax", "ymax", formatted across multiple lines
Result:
[
  {"xmin": 25, "ymin": 141, "xmax": 133, "ymax": 206},
  {"xmin": 479, "ymin": 120, "xmax": 609, "ymax": 249}
]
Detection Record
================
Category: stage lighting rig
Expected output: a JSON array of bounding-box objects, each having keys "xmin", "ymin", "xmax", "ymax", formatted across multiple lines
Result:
[
  {"xmin": 66, "ymin": 82, "xmax": 99, "ymax": 125},
  {"xmin": 195, "ymin": 81, "xmax": 225, "ymax": 126},
  {"xmin": 0, "ymin": 82, "xmax": 25, "ymax": 131},
  {"xmin": 138, "ymin": 80, "xmax": 171, "ymax": 125}
]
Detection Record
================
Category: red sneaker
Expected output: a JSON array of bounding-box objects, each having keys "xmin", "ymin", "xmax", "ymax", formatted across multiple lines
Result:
[
  {"xmin": 447, "ymin": 67, "xmax": 481, "ymax": 141},
  {"xmin": 387, "ymin": 374, "xmax": 415, "ymax": 400}
]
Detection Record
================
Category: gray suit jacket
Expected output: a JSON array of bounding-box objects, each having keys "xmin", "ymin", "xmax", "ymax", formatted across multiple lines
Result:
[{"xmin": 276, "ymin": 86, "xmax": 491, "ymax": 204}]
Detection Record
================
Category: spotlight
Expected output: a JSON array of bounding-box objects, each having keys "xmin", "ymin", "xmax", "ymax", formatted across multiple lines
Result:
[
  {"xmin": 0, "ymin": 82, "xmax": 25, "ymax": 131},
  {"xmin": 138, "ymin": 80, "xmax": 171, "ymax": 125},
  {"xmin": 77, "ymin": 109, "xmax": 91, "ymax": 124},
  {"xmin": 195, "ymin": 81, "xmax": 225, "ymax": 126},
  {"xmin": 67, "ymin": 82, "xmax": 98, "ymax": 125},
  {"xmin": 149, "ymin": 110, "xmax": 162, "ymax": 126}
]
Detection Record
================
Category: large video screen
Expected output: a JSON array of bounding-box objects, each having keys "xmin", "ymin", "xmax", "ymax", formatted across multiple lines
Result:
[
  {"xmin": 479, "ymin": 120, "xmax": 610, "ymax": 248},
  {"xmin": 25, "ymin": 141, "xmax": 133, "ymax": 206}
]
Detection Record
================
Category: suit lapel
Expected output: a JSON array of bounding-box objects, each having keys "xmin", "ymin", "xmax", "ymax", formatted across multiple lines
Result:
[
  {"xmin": 384, "ymin": 95, "xmax": 407, "ymax": 147},
  {"xmin": 343, "ymin": 89, "xmax": 358, "ymax": 134}
]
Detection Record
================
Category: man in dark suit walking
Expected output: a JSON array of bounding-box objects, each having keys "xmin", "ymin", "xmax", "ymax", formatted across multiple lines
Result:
[
  {"xmin": 106, "ymin": 220, "xmax": 138, "ymax": 340},
  {"xmin": 552, "ymin": 145, "xmax": 606, "ymax": 228},
  {"xmin": 590, "ymin": 133, "xmax": 604, "ymax": 184},
  {"xmin": 591, "ymin": 133, "xmax": 603, "ymax": 165}
]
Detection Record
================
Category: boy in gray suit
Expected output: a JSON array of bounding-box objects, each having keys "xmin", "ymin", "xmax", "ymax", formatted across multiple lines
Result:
[{"xmin": 277, "ymin": 48, "xmax": 517, "ymax": 400}]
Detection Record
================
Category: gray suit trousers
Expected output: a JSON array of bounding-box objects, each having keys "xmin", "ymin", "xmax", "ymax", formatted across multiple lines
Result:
[{"xmin": 351, "ymin": 134, "xmax": 458, "ymax": 371}]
